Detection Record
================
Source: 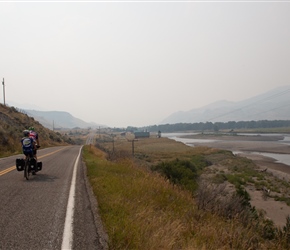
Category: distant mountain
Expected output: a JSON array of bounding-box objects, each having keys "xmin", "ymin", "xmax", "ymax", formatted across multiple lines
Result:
[
  {"xmin": 25, "ymin": 110, "xmax": 105, "ymax": 129},
  {"xmin": 161, "ymin": 85, "xmax": 290, "ymax": 124}
]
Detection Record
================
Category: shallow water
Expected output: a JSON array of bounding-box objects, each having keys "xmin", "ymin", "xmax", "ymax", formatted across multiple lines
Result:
[
  {"xmin": 163, "ymin": 132, "xmax": 290, "ymax": 166},
  {"xmin": 251, "ymin": 152, "xmax": 290, "ymax": 166}
]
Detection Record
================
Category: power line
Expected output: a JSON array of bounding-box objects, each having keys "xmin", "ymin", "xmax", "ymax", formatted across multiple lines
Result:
[
  {"xmin": 206, "ymin": 87, "xmax": 290, "ymax": 122},
  {"xmin": 247, "ymin": 102, "xmax": 290, "ymax": 120}
]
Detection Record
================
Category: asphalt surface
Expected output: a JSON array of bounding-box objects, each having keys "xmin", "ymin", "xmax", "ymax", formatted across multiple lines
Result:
[{"xmin": 0, "ymin": 145, "xmax": 108, "ymax": 250}]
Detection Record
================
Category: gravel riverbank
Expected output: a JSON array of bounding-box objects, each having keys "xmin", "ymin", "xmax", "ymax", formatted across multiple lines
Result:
[{"xmin": 180, "ymin": 133, "xmax": 290, "ymax": 227}]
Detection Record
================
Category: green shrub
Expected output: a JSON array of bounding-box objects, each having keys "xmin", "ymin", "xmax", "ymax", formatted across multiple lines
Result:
[{"xmin": 152, "ymin": 158, "xmax": 200, "ymax": 192}]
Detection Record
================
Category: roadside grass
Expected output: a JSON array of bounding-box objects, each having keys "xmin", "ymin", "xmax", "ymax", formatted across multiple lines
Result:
[
  {"xmin": 83, "ymin": 143, "xmax": 290, "ymax": 249},
  {"xmin": 83, "ymin": 145, "xmax": 198, "ymax": 249}
]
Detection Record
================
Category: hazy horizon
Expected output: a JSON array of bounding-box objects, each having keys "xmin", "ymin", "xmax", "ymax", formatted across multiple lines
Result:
[{"xmin": 1, "ymin": 1, "xmax": 290, "ymax": 127}]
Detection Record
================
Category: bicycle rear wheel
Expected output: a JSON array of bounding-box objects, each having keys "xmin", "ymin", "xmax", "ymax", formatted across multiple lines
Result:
[{"xmin": 24, "ymin": 159, "xmax": 30, "ymax": 180}]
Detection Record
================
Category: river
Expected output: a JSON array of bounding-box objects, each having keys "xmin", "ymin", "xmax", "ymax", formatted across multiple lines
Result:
[{"xmin": 163, "ymin": 132, "xmax": 290, "ymax": 166}]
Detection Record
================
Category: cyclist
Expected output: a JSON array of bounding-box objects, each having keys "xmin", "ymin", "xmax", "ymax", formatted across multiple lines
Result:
[
  {"xmin": 21, "ymin": 130, "xmax": 36, "ymax": 159},
  {"xmin": 29, "ymin": 126, "xmax": 40, "ymax": 160}
]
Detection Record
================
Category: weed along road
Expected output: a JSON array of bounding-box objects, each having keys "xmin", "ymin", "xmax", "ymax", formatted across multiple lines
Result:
[{"xmin": 0, "ymin": 145, "xmax": 106, "ymax": 250}]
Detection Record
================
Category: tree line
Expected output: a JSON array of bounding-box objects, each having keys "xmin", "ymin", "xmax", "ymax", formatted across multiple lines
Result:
[{"xmin": 139, "ymin": 120, "xmax": 290, "ymax": 133}]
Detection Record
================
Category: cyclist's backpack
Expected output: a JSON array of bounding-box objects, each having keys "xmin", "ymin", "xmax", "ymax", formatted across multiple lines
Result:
[{"xmin": 22, "ymin": 138, "xmax": 33, "ymax": 154}]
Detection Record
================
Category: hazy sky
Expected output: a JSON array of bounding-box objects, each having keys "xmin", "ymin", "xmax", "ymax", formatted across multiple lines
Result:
[{"xmin": 1, "ymin": 1, "xmax": 290, "ymax": 128}]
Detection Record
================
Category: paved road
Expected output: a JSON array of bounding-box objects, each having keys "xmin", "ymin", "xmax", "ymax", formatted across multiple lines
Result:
[
  {"xmin": 86, "ymin": 132, "xmax": 96, "ymax": 145},
  {"xmin": 0, "ymin": 145, "xmax": 107, "ymax": 250}
]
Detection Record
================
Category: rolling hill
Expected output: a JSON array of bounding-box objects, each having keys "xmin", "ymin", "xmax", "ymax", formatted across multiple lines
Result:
[
  {"xmin": 24, "ymin": 110, "xmax": 105, "ymax": 130},
  {"xmin": 0, "ymin": 104, "xmax": 74, "ymax": 157}
]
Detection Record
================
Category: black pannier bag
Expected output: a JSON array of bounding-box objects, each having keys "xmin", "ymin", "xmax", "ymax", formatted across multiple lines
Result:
[
  {"xmin": 37, "ymin": 162, "xmax": 42, "ymax": 171},
  {"xmin": 29, "ymin": 158, "xmax": 37, "ymax": 167},
  {"xmin": 16, "ymin": 159, "xmax": 25, "ymax": 171}
]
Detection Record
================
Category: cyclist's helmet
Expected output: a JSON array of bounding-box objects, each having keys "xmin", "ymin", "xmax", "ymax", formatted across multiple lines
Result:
[
  {"xmin": 23, "ymin": 130, "xmax": 30, "ymax": 137},
  {"xmin": 29, "ymin": 126, "xmax": 35, "ymax": 131}
]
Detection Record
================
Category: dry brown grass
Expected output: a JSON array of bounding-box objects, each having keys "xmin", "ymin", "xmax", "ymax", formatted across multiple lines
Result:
[
  {"xmin": 84, "ymin": 141, "xmax": 290, "ymax": 250},
  {"xmin": 99, "ymin": 136, "xmax": 221, "ymax": 164}
]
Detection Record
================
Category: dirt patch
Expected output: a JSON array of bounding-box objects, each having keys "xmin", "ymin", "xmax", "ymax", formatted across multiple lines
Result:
[
  {"xmin": 182, "ymin": 134, "xmax": 285, "ymax": 142},
  {"xmin": 245, "ymin": 186, "xmax": 290, "ymax": 228},
  {"xmin": 191, "ymin": 140, "xmax": 290, "ymax": 154}
]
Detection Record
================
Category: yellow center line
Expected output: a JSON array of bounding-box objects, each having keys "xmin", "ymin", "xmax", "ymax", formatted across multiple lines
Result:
[
  {"xmin": 0, "ymin": 147, "xmax": 68, "ymax": 177},
  {"xmin": 38, "ymin": 147, "xmax": 67, "ymax": 159},
  {"xmin": 0, "ymin": 166, "xmax": 15, "ymax": 176}
]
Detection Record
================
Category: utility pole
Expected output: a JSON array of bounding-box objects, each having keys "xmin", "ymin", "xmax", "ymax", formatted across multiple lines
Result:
[
  {"xmin": 2, "ymin": 78, "xmax": 5, "ymax": 106},
  {"xmin": 131, "ymin": 140, "xmax": 134, "ymax": 156},
  {"xmin": 125, "ymin": 132, "xmax": 137, "ymax": 156},
  {"xmin": 111, "ymin": 134, "xmax": 115, "ymax": 152}
]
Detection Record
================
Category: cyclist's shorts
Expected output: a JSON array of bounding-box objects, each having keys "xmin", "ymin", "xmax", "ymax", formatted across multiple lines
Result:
[{"xmin": 23, "ymin": 150, "xmax": 34, "ymax": 157}]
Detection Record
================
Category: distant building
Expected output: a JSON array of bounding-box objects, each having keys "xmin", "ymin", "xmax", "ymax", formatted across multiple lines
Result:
[
  {"xmin": 134, "ymin": 131, "xmax": 150, "ymax": 138},
  {"xmin": 157, "ymin": 130, "xmax": 161, "ymax": 138}
]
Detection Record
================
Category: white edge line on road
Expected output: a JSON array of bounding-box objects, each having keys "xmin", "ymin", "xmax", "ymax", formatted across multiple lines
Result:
[{"xmin": 61, "ymin": 146, "xmax": 83, "ymax": 250}]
